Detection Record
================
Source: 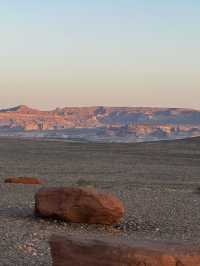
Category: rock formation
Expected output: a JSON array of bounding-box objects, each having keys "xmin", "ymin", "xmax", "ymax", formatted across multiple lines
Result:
[
  {"xmin": 1, "ymin": 105, "xmax": 200, "ymax": 142},
  {"xmin": 35, "ymin": 187, "xmax": 124, "ymax": 225},
  {"xmin": 5, "ymin": 176, "xmax": 43, "ymax": 185},
  {"xmin": 50, "ymin": 235, "xmax": 200, "ymax": 266}
]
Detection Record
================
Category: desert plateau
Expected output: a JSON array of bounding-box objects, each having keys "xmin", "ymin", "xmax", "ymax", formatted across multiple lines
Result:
[
  {"xmin": 1, "ymin": 105, "xmax": 200, "ymax": 142},
  {"xmin": 2, "ymin": 0, "xmax": 200, "ymax": 264}
]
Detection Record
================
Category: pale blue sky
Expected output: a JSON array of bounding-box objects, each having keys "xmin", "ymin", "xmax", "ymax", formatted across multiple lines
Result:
[{"xmin": 0, "ymin": 1, "xmax": 200, "ymax": 109}]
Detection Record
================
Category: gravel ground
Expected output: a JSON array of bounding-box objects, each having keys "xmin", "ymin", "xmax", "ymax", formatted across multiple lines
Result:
[{"xmin": 0, "ymin": 137, "xmax": 200, "ymax": 265}]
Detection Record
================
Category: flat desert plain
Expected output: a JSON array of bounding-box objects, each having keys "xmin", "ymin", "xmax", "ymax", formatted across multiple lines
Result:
[{"xmin": 0, "ymin": 137, "xmax": 200, "ymax": 265}]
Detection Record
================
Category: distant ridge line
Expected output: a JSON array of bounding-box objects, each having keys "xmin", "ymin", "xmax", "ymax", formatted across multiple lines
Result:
[
  {"xmin": 0, "ymin": 105, "xmax": 200, "ymax": 142},
  {"xmin": 0, "ymin": 105, "xmax": 198, "ymax": 113}
]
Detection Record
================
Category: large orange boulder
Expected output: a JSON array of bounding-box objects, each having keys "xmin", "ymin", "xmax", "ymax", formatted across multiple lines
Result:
[
  {"xmin": 50, "ymin": 235, "xmax": 200, "ymax": 266},
  {"xmin": 35, "ymin": 187, "xmax": 124, "ymax": 225},
  {"xmin": 5, "ymin": 176, "xmax": 43, "ymax": 185}
]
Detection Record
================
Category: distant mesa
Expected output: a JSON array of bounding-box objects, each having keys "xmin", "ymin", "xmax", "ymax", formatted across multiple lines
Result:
[
  {"xmin": 5, "ymin": 176, "xmax": 44, "ymax": 185},
  {"xmin": 1, "ymin": 105, "xmax": 34, "ymax": 113},
  {"xmin": 0, "ymin": 105, "xmax": 200, "ymax": 142}
]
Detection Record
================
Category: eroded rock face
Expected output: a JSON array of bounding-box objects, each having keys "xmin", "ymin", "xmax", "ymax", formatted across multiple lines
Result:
[
  {"xmin": 1, "ymin": 105, "xmax": 200, "ymax": 142},
  {"xmin": 5, "ymin": 177, "xmax": 43, "ymax": 185},
  {"xmin": 49, "ymin": 235, "xmax": 200, "ymax": 266},
  {"xmin": 35, "ymin": 187, "xmax": 124, "ymax": 225}
]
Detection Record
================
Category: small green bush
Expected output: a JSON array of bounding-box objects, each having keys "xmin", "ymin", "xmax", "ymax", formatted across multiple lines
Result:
[{"xmin": 76, "ymin": 178, "xmax": 97, "ymax": 187}]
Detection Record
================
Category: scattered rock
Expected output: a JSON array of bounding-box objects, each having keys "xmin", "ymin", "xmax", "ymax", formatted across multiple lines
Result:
[
  {"xmin": 35, "ymin": 187, "xmax": 124, "ymax": 225},
  {"xmin": 5, "ymin": 177, "xmax": 43, "ymax": 185},
  {"xmin": 50, "ymin": 235, "xmax": 200, "ymax": 266}
]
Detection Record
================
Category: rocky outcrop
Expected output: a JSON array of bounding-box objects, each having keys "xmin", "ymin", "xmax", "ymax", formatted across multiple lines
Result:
[
  {"xmin": 5, "ymin": 176, "xmax": 43, "ymax": 185},
  {"xmin": 1, "ymin": 105, "xmax": 200, "ymax": 142},
  {"xmin": 35, "ymin": 187, "xmax": 124, "ymax": 225},
  {"xmin": 49, "ymin": 235, "xmax": 200, "ymax": 266}
]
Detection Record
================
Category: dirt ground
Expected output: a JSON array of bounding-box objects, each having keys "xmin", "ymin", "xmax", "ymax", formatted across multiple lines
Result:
[{"xmin": 0, "ymin": 137, "xmax": 200, "ymax": 265}]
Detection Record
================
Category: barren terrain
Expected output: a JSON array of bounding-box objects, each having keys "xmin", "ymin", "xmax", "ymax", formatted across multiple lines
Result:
[{"xmin": 0, "ymin": 137, "xmax": 200, "ymax": 265}]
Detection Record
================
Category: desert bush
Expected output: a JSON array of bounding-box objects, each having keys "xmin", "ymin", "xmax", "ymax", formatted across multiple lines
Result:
[{"xmin": 76, "ymin": 178, "xmax": 97, "ymax": 187}]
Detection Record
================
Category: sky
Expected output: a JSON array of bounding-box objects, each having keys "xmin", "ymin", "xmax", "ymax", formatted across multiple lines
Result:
[{"xmin": 0, "ymin": 1, "xmax": 200, "ymax": 110}]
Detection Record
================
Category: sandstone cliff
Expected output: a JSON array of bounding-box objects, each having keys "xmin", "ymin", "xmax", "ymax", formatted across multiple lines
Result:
[{"xmin": 0, "ymin": 105, "xmax": 200, "ymax": 142}]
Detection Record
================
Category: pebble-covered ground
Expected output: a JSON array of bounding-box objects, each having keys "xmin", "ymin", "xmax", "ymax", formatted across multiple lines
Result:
[{"xmin": 0, "ymin": 137, "xmax": 200, "ymax": 265}]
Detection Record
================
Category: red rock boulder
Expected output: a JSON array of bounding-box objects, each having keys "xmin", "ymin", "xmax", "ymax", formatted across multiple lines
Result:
[
  {"xmin": 35, "ymin": 187, "xmax": 124, "ymax": 225},
  {"xmin": 50, "ymin": 235, "xmax": 200, "ymax": 266},
  {"xmin": 5, "ymin": 176, "xmax": 43, "ymax": 185}
]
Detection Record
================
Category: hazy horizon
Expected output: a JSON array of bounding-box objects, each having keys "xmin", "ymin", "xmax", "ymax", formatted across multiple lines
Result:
[
  {"xmin": 1, "ymin": 102, "xmax": 200, "ymax": 112},
  {"xmin": 1, "ymin": 1, "xmax": 200, "ymax": 109}
]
